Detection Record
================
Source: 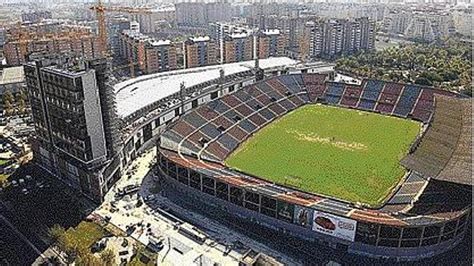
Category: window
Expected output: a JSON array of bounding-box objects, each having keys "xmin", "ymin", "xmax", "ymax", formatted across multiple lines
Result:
[
  {"xmin": 423, "ymin": 225, "xmax": 442, "ymax": 238},
  {"xmin": 216, "ymin": 181, "xmax": 228, "ymax": 201},
  {"xmin": 230, "ymin": 187, "xmax": 243, "ymax": 206},
  {"xmin": 400, "ymin": 239, "xmax": 420, "ymax": 248},
  {"xmin": 189, "ymin": 171, "xmax": 200, "ymax": 190},
  {"xmin": 441, "ymin": 231, "xmax": 455, "ymax": 242},
  {"xmin": 443, "ymin": 220, "xmax": 457, "ymax": 234},
  {"xmin": 379, "ymin": 226, "xmax": 401, "ymax": 239},
  {"xmin": 244, "ymin": 191, "xmax": 260, "ymax": 205},
  {"xmin": 421, "ymin": 237, "xmax": 439, "ymax": 246},
  {"xmin": 402, "ymin": 227, "xmax": 422, "ymax": 239},
  {"xmin": 378, "ymin": 238, "xmax": 399, "ymax": 247},
  {"xmin": 202, "ymin": 176, "xmax": 215, "ymax": 196},
  {"xmin": 355, "ymin": 222, "xmax": 379, "ymax": 245}
]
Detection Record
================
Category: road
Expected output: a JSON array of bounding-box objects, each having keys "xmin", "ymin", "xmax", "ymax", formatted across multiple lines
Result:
[{"xmin": 0, "ymin": 204, "xmax": 46, "ymax": 265}]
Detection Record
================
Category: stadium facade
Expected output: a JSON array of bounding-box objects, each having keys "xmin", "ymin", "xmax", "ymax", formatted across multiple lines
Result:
[{"xmin": 26, "ymin": 54, "xmax": 471, "ymax": 260}]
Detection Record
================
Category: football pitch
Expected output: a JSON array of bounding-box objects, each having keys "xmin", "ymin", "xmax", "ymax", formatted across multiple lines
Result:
[{"xmin": 225, "ymin": 104, "xmax": 421, "ymax": 207}]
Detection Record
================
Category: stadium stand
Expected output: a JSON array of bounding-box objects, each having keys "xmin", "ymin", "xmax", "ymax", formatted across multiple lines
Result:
[
  {"xmin": 411, "ymin": 89, "xmax": 434, "ymax": 122},
  {"xmin": 340, "ymin": 85, "xmax": 363, "ymax": 107},
  {"xmin": 393, "ymin": 85, "xmax": 422, "ymax": 117},
  {"xmin": 357, "ymin": 80, "xmax": 384, "ymax": 110},
  {"xmin": 375, "ymin": 82, "xmax": 403, "ymax": 114},
  {"xmin": 325, "ymin": 82, "xmax": 345, "ymax": 104},
  {"xmin": 401, "ymin": 95, "xmax": 471, "ymax": 184},
  {"xmin": 303, "ymin": 73, "xmax": 327, "ymax": 102},
  {"xmin": 158, "ymin": 73, "xmax": 471, "ymax": 260}
]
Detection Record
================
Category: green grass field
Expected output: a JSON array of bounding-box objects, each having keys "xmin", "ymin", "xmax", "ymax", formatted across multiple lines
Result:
[{"xmin": 225, "ymin": 104, "xmax": 421, "ymax": 207}]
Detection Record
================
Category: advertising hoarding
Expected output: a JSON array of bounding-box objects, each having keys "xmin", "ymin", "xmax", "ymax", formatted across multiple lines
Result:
[
  {"xmin": 293, "ymin": 205, "xmax": 313, "ymax": 228},
  {"xmin": 276, "ymin": 201, "xmax": 294, "ymax": 223},
  {"xmin": 312, "ymin": 210, "xmax": 357, "ymax": 242}
]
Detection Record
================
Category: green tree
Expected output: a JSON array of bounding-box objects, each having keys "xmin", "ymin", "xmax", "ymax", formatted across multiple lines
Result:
[
  {"xmin": 100, "ymin": 249, "xmax": 115, "ymax": 266},
  {"xmin": 48, "ymin": 224, "xmax": 66, "ymax": 244},
  {"xmin": 3, "ymin": 90, "xmax": 14, "ymax": 116},
  {"xmin": 18, "ymin": 98, "xmax": 26, "ymax": 114},
  {"xmin": 4, "ymin": 99, "xmax": 14, "ymax": 116},
  {"xmin": 3, "ymin": 90, "xmax": 13, "ymax": 104},
  {"xmin": 75, "ymin": 251, "xmax": 100, "ymax": 266},
  {"xmin": 415, "ymin": 77, "xmax": 433, "ymax": 86}
]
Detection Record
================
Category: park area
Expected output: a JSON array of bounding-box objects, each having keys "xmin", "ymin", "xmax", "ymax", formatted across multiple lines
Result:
[{"xmin": 226, "ymin": 104, "xmax": 421, "ymax": 207}]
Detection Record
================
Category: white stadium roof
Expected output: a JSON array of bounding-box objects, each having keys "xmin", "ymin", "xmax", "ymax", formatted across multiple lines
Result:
[{"xmin": 114, "ymin": 57, "xmax": 297, "ymax": 118}]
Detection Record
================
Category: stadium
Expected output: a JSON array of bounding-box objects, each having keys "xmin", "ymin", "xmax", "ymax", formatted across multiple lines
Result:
[{"xmin": 156, "ymin": 68, "xmax": 472, "ymax": 260}]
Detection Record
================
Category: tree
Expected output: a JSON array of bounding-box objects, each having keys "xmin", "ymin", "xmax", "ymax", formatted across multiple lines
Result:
[
  {"xmin": 75, "ymin": 252, "xmax": 100, "ymax": 266},
  {"xmin": 48, "ymin": 224, "xmax": 66, "ymax": 244},
  {"xmin": 100, "ymin": 249, "xmax": 115, "ymax": 266},
  {"xmin": 3, "ymin": 90, "xmax": 14, "ymax": 116},
  {"xmin": 415, "ymin": 77, "xmax": 432, "ymax": 86},
  {"xmin": 3, "ymin": 90, "xmax": 13, "ymax": 104},
  {"xmin": 18, "ymin": 98, "xmax": 26, "ymax": 115},
  {"xmin": 57, "ymin": 234, "xmax": 79, "ymax": 263}
]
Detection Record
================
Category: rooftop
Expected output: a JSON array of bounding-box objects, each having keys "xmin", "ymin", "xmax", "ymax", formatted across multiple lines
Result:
[
  {"xmin": 262, "ymin": 29, "xmax": 280, "ymax": 35},
  {"xmin": 114, "ymin": 57, "xmax": 297, "ymax": 118},
  {"xmin": 0, "ymin": 67, "xmax": 25, "ymax": 84},
  {"xmin": 190, "ymin": 36, "xmax": 211, "ymax": 42}
]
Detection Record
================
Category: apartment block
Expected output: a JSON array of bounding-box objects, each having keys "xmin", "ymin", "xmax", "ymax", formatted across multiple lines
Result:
[
  {"xmin": 145, "ymin": 40, "xmax": 177, "ymax": 73},
  {"xmin": 307, "ymin": 17, "xmax": 375, "ymax": 59},
  {"xmin": 4, "ymin": 22, "xmax": 102, "ymax": 66},
  {"xmin": 223, "ymin": 33, "xmax": 254, "ymax": 64},
  {"xmin": 184, "ymin": 36, "xmax": 217, "ymax": 68},
  {"xmin": 118, "ymin": 30, "xmax": 177, "ymax": 74},
  {"xmin": 257, "ymin": 29, "xmax": 286, "ymax": 59}
]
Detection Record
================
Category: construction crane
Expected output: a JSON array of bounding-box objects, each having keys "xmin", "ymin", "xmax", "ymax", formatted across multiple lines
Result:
[{"xmin": 89, "ymin": 0, "xmax": 152, "ymax": 56}]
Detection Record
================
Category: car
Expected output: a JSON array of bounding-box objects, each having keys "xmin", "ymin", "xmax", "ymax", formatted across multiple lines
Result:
[
  {"xmin": 144, "ymin": 194, "xmax": 155, "ymax": 202},
  {"xmin": 11, "ymin": 180, "xmax": 18, "ymax": 187},
  {"xmin": 25, "ymin": 175, "xmax": 32, "ymax": 181},
  {"xmin": 21, "ymin": 188, "xmax": 29, "ymax": 195},
  {"xmin": 18, "ymin": 179, "xmax": 25, "ymax": 185},
  {"xmin": 121, "ymin": 238, "xmax": 129, "ymax": 248}
]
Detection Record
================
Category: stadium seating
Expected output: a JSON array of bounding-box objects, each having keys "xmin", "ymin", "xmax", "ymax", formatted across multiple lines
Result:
[
  {"xmin": 375, "ymin": 82, "xmax": 403, "ymax": 114},
  {"xmin": 302, "ymin": 74, "xmax": 327, "ymax": 102},
  {"xmin": 171, "ymin": 120, "xmax": 195, "ymax": 138},
  {"xmin": 393, "ymin": 85, "xmax": 422, "ymax": 117},
  {"xmin": 227, "ymin": 126, "xmax": 248, "ymax": 141},
  {"xmin": 182, "ymin": 112, "xmax": 207, "ymax": 128},
  {"xmin": 209, "ymin": 99, "xmax": 231, "ymax": 114},
  {"xmin": 325, "ymin": 83, "xmax": 345, "ymax": 105},
  {"xmin": 277, "ymin": 75, "xmax": 299, "ymax": 90},
  {"xmin": 221, "ymin": 94, "xmax": 243, "ymax": 108},
  {"xmin": 401, "ymin": 96, "xmax": 465, "ymax": 178},
  {"xmin": 216, "ymin": 133, "xmax": 240, "ymax": 151},
  {"xmin": 357, "ymin": 80, "xmax": 384, "ymax": 111},
  {"xmin": 266, "ymin": 79, "xmax": 290, "ymax": 95},
  {"xmin": 340, "ymin": 85, "xmax": 363, "ymax": 107},
  {"xmin": 295, "ymin": 74, "xmax": 305, "ymax": 86},
  {"xmin": 165, "ymin": 74, "xmax": 450, "ymax": 162},
  {"xmin": 248, "ymin": 113, "xmax": 268, "ymax": 127},
  {"xmin": 259, "ymin": 108, "xmax": 276, "ymax": 121},
  {"xmin": 411, "ymin": 89, "xmax": 435, "ymax": 122}
]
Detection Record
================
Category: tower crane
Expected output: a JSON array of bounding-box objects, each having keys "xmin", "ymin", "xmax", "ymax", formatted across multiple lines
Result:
[{"xmin": 89, "ymin": 0, "xmax": 152, "ymax": 56}]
